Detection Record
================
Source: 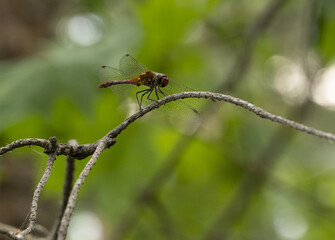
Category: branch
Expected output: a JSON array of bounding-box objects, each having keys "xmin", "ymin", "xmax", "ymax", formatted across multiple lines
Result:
[
  {"xmin": 56, "ymin": 138, "xmax": 108, "ymax": 240},
  {"xmin": 49, "ymin": 140, "xmax": 77, "ymax": 240},
  {"xmin": 0, "ymin": 223, "xmax": 35, "ymax": 240},
  {"xmin": 19, "ymin": 140, "xmax": 57, "ymax": 237},
  {"xmin": 110, "ymin": 92, "xmax": 335, "ymax": 142},
  {"xmin": 1, "ymin": 91, "xmax": 334, "ymax": 240},
  {"xmin": 0, "ymin": 137, "xmax": 57, "ymax": 239},
  {"xmin": 0, "ymin": 137, "xmax": 115, "ymax": 159},
  {"xmin": 0, "ymin": 138, "xmax": 49, "ymax": 155},
  {"xmin": 0, "ymin": 228, "xmax": 21, "ymax": 240},
  {"xmin": 0, "ymin": 223, "xmax": 47, "ymax": 240}
]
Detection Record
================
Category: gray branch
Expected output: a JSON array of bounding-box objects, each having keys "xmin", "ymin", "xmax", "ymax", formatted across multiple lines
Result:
[
  {"xmin": 19, "ymin": 151, "xmax": 57, "ymax": 236},
  {"xmin": 50, "ymin": 140, "xmax": 78, "ymax": 240},
  {"xmin": 108, "ymin": 91, "xmax": 335, "ymax": 142},
  {"xmin": 0, "ymin": 137, "xmax": 115, "ymax": 159},
  {"xmin": 2, "ymin": 92, "xmax": 331, "ymax": 160},
  {"xmin": 56, "ymin": 138, "xmax": 108, "ymax": 240},
  {"xmin": 1, "ymin": 91, "xmax": 335, "ymax": 240}
]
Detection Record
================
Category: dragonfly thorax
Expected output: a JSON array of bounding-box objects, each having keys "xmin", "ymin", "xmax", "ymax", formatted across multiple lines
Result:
[{"xmin": 139, "ymin": 71, "xmax": 169, "ymax": 88}]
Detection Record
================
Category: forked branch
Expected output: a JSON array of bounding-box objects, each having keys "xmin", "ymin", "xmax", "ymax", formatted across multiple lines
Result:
[{"xmin": 0, "ymin": 91, "xmax": 334, "ymax": 240}]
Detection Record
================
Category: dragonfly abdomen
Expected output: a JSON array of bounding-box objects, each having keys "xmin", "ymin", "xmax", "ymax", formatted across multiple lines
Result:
[{"xmin": 98, "ymin": 78, "xmax": 138, "ymax": 88}]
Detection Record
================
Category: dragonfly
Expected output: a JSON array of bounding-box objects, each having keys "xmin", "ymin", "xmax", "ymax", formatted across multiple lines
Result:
[
  {"xmin": 98, "ymin": 54, "xmax": 198, "ymax": 115},
  {"xmin": 99, "ymin": 54, "xmax": 171, "ymax": 110}
]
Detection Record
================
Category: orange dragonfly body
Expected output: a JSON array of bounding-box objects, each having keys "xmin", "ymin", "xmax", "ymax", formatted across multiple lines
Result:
[{"xmin": 98, "ymin": 54, "xmax": 169, "ymax": 110}]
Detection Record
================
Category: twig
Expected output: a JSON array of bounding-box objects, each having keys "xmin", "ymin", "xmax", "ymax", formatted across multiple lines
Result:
[
  {"xmin": 110, "ymin": 92, "xmax": 335, "ymax": 142},
  {"xmin": 0, "ymin": 138, "xmax": 50, "ymax": 155},
  {"xmin": 0, "ymin": 223, "xmax": 40, "ymax": 240},
  {"xmin": 0, "ymin": 137, "xmax": 113, "ymax": 160},
  {"xmin": 19, "ymin": 137, "xmax": 58, "ymax": 237},
  {"xmin": 0, "ymin": 228, "xmax": 21, "ymax": 240},
  {"xmin": 56, "ymin": 138, "xmax": 109, "ymax": 240},
  {"xmin": 59, "ymin": 140, "xmax": 77, "ymax": 221},
  {"xmin": 49, "ymin": 140, "xmax": 78, "ymax": 240}
]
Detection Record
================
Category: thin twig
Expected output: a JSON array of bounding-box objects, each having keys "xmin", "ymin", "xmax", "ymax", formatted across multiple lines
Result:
[
  {"xmin": 0, "ymin": 138, "xmax": 50, "ymax": 155},
  {"xmin": 19, "ymin": 137, "xmax": 58, "ymax": 237},
  {"xmin": 0, "ymin": 223, "xmax": 42, "ymax": 240},
  {"xmin": 61, "ymin": 151, "xmax": 76, "ymax": 215},
  {"xmin": 0, "ymin": 138, "xmax": 113, "ymax": 160},
  {"xmin": 49, "ymin": 140, "xmax": 78, "ymax": 240},
  {"xmin": 0, "ymin": 228, "xmax": 21, "ymax": 240},
  {"xmin": 110, "ymin": 92, "xmax": 335, "ymax": 142},
  {"xmin": 56, "ymin": 138, "xmax": 109, "ymax": 240}
]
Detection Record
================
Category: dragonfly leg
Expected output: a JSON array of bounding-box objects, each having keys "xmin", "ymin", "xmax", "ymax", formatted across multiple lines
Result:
[
  {"xmin": 155, "ymin": 87, "xmax": 168, "ymax": 106},
  {"xmin": 140, "ymin": 89, "xmax": 153, "ymax": 107},
  {"xmin": 157, "ymin": 87, "xmax": 166, "ymax": 97},
  {"xmin": 148, "ymin": 86, "xmax": 164, "ymax": 102},
  {"xmin": 154, "ymin": 86, "xmax": 161, "ymax": 100},
  {"xmin": 147, "ymin": 88, "xmax": 157, "ymax": 102},
  {"xmin": 136, "ymin": 88, "xmax": 151, "ymax": 110}
]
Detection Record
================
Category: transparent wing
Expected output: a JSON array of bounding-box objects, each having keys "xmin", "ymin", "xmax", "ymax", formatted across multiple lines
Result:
[
  {"xmin": 99, "ymin": 66, "xmax": 135, "ymax": 81},
  {"xmin": 162, "ymin": 99, "xmax": 201, "ymax": 134},
  {"xmin": 107, "ymin": 84, "xmax": 135, "ymax": 96},
  {"xmin": 139, "ymin": 79, "xmax": 201, "ymax": 132},
  {"xmin": 119, "ymin": 54, "xmax": 147, "ymax": 76},
  {"xmin": 159, "ymin": 79, "xmax": 200, "ymax": 114},
  {"xmin": 99, "ymin": 66, "xmax": 135, "ymax": 96}
]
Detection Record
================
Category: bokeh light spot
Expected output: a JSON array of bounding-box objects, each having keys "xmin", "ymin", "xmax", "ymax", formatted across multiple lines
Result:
[
  {"xmin": 273, "ymin": 206, "xmax": 308, "ymax": 239},
  {"xmin": 66, "ymin": 14, "xmax": 103, "ymax": 46},
  {"xmin": 68, "ymin": 211, "xmax": 104, "ymax": 240},
  {"xmin": 312, "ymin": 65, "xmax": 335, "ymax": 109}
]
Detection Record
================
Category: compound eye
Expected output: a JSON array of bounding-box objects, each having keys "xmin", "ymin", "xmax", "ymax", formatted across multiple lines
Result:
[{"xmin": 160, "ymin": 76, "xmax": 169, "ymax": 87}]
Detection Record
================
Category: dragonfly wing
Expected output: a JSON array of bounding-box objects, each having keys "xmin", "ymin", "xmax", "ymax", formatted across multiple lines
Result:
[
  {"xmin": 154, "ymin": 79, "xmax": 201, "ymax": 132},
  {"xmin": 100, "ymin": 66, "xmax": 129, "ymax": 81},
  {"xmin": 108, "ymin": 84, "xmax": 134, "ymax": 96},
  {"xmin": 159, "ymin": 99, "xmax": 201, "ymax": 134},
  {"xmin": 137, "ymin": 83, "xmax": 200, "ymax": 133},
  {"xmin": 119, "ymin": 54, "xmax": 147, "ymax": 76}
]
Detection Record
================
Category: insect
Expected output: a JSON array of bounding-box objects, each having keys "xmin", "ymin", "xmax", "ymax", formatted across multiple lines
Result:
[{"xmin": 98, "ymin": 54, "xmax": 170, "ymax": 110}]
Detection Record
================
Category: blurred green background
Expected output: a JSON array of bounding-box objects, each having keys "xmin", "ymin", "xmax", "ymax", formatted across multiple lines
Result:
[{"xmin": 1, "ymin": 0, "xmax": 335, "ymax": 239}]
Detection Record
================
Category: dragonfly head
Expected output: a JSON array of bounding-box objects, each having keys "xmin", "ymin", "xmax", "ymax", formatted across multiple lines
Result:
[{"xmin": 156, "ymin": 73, "xmax": 169, "ymax": 88}]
